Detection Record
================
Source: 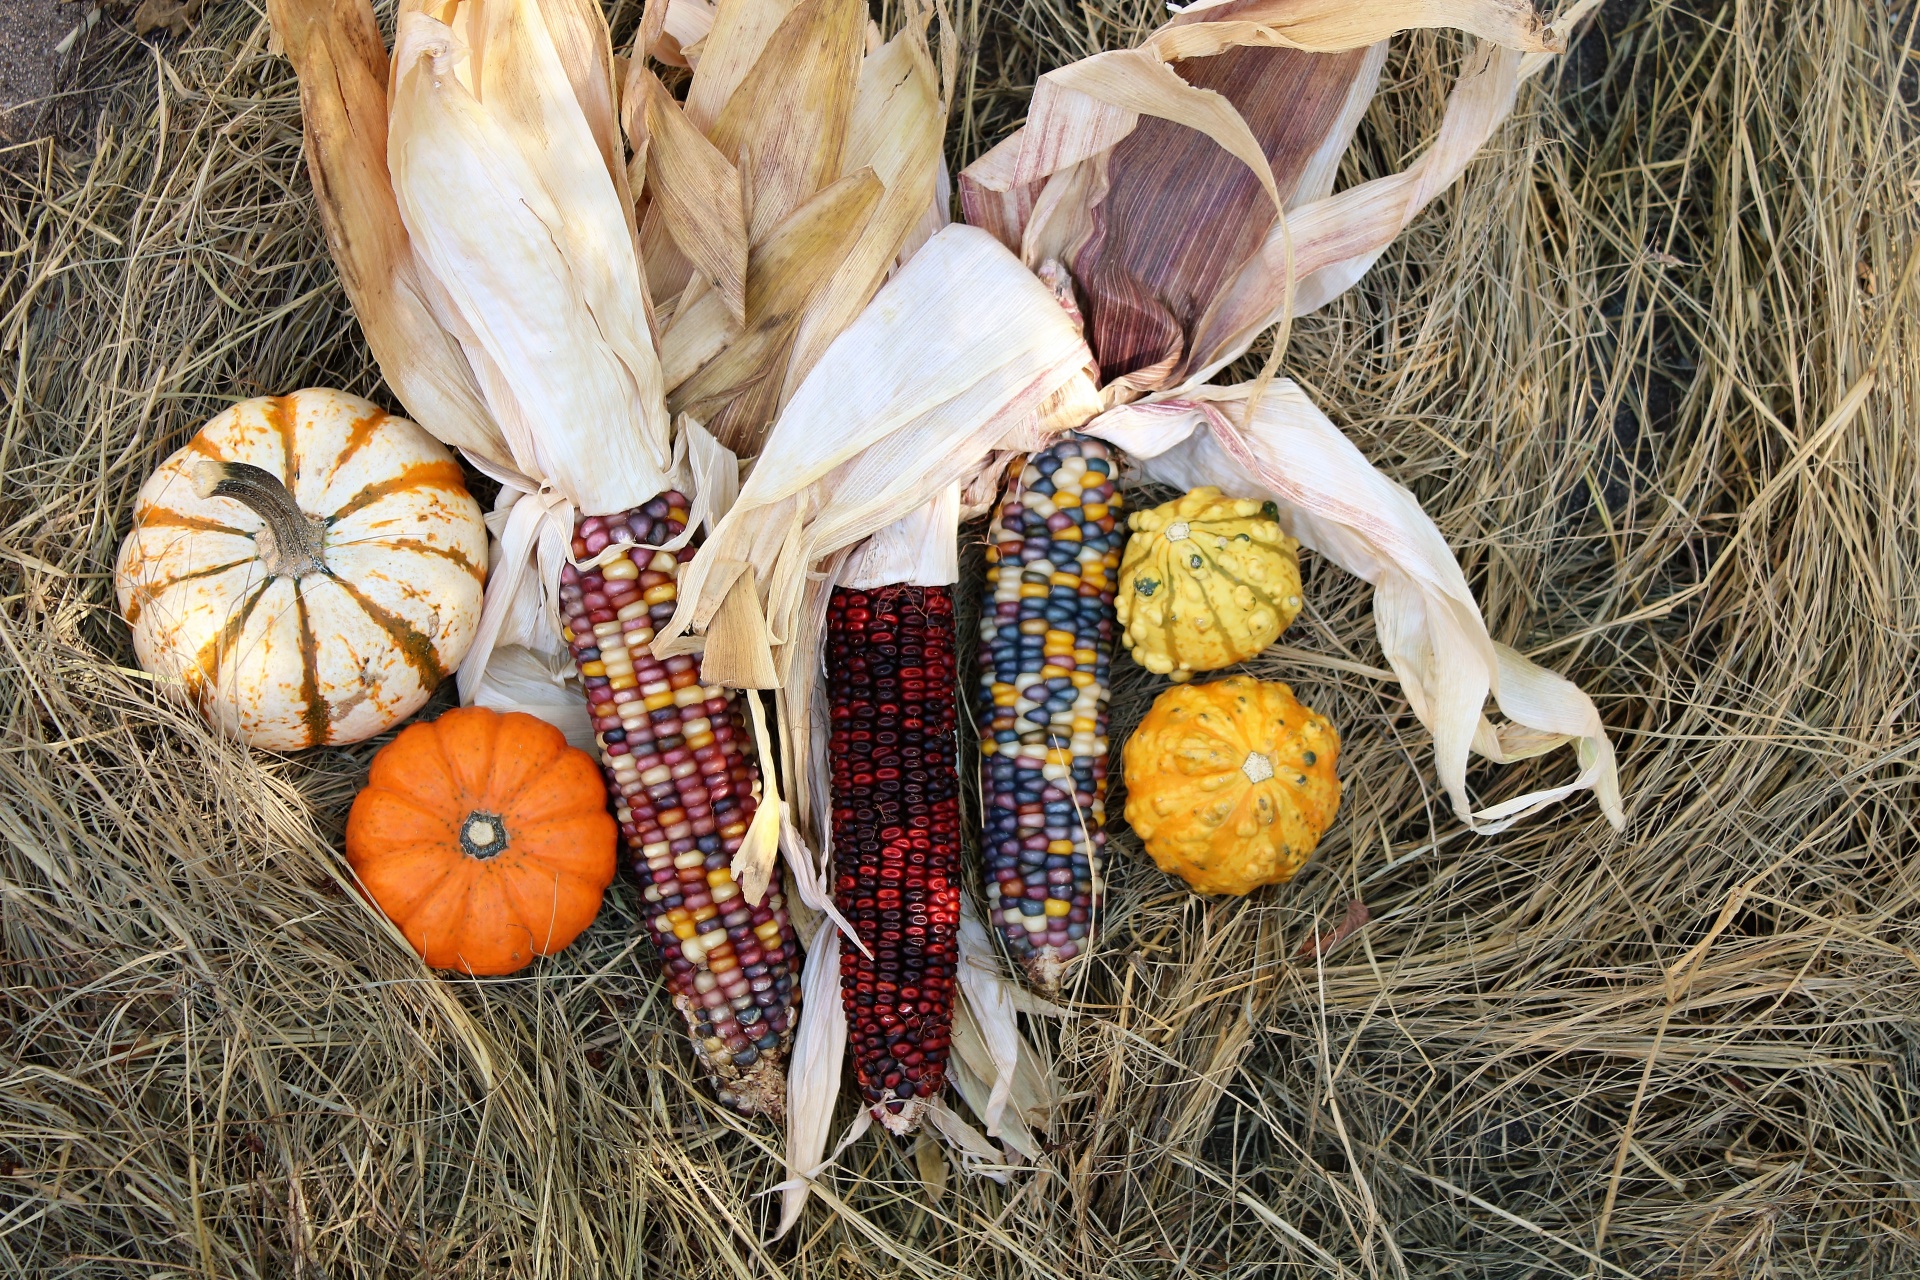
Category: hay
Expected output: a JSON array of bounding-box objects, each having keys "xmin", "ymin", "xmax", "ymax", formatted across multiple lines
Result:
[{"xmin": 3, "ymin": 0, "xmax": 1918, "ymax": 1273}]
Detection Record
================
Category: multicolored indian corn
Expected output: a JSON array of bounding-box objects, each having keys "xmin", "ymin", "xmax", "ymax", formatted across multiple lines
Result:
[
  {"xmin": 977, "ymin": 437, "xmax": 1123, "ymax": 987},
  {"xmin": 559, "ymin": 492, "xmax": 801, "ymax": 1117},
  {"xmin": 828, "ymin": 584, "xmax": 962, "ymax": 1132}
]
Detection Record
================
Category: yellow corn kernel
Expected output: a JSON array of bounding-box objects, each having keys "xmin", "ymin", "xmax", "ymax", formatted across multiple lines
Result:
[
  {"xmin": 1070, "ymin": 671, "xmax": 1096, "ymax": 687},
  {"xmin": 1045, "ymin": 899, "xmax": 1071, "ymax": 918},
  {"xmin": 609, "ymin": 673, "xmax": 639, "ymax": 690},
  {"xmin": 754, "ymin": 921, "xmax": 784, "ymax": 945},
  {"xmin": 643, "ymin": 584, "xmax": 678, "ymax": 605},
  {"xmin": 706, "ymin": 868, "xmax": 734, "ymax": 888},
  {"xmin": 1040, "ymin": 665, "xmax": 1072, "ymax": 680},
  {"xmin": 1082, "ymin": 503, "xmax": 1109, "ymax": 522},
  {"xmin": 667, "ymin": 506, "xmax": 689, "ymax": 525},
  {"xmin": 579, "ymin": 661, "xmax": 607, "ymax": 677},
  {"xmin": 1045, "ymin": 747, "xmax": 1074, "ymax": 767},
  {"xmin": 1047, "ymin": 839, "xmax": 1074, "ymax": 854},
  {"xmin": 601, "ymin": 557, "xmax": 640, "ymax": 581},
  {"xmin": 1051, "ymin": 571, "xmax": 1079, "ymax": 588},
  {"xmin": 673, "ymin": 685, "xmax": 705, "ymax": 707},
  {"xmin": 1018, "ymin": 582, "xmax": 1047, "ymax": 598},
  {"xmin": 1053, "ymin": 489, "xmax": 1080, "ymax": 508},
  {"xmin": 992, "ymin": 684, "xmax": 1018, "ymax": 708},
  {"xmin": 643, "ymin": 690, "xmax": 677, "ymax": 711},
  {"xmin": 1045, "ymin": 629, "xmax": 1075, "ymax": 648}
]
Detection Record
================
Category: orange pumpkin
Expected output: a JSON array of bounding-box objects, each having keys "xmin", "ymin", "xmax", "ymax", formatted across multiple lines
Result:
[{"xmin": 345, "ymin": 706, "xmax": 616, "ymax": 975}]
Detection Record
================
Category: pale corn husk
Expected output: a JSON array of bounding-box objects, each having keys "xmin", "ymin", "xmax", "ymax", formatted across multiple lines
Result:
[
  {"xmin": 959, "ymin": 0, "xmax": 1581, "ymax": 387},
  {"xmin": 1087, "ymin": 383, "xmax": 1623, "ymax": 830},
  {"xmin": 264, "ymin": 0, "xmax": 505, "ymax": 469},
  {"xmin": 952, "ymin": 0, "xmax": 1620, "ymax": 827},
  {"xmin": 772, "ymin": 485, "xmax": 1064, "ymax": 1232},
  {"xmin": 388, "ymin": 0, "xmax": 671, "ymax": 517},
  {"xmin": 641, "ymin": 0, "xmax": 954, "ymax": 455}
]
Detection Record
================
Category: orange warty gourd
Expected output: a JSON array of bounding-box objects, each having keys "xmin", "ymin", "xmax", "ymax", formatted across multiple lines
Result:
[
  {"xmin": 345, "ymin": 707, "xmax": 617, "ymax": 975},
  {"xmin": 1122, "ymin": 676, "xmax": 1341, "ymax": 896}
]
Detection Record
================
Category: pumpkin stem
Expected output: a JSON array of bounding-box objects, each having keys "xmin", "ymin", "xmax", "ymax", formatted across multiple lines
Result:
[
  {"xmin": 194, "ymin": 461, "xmax": 327, "ymax": 578},
  {"xmin": 459, "ymin": 811, "xmax": 509, "ymax": 860}
]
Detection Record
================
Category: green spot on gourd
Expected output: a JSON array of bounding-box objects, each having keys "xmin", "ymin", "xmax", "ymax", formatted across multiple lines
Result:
[{"xmin": 1135, "ymin": 577, "xmax": 1160, "ymax": 597}]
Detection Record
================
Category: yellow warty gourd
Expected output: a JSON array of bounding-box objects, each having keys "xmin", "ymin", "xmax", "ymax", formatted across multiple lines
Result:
[
  {"xmin": 1115, "ymin": 488, "xmax": 1303, "ymax": 682},
  {"xmin": 1123, "ymin": 676, "xmax": 1341, "ymax": 896}
]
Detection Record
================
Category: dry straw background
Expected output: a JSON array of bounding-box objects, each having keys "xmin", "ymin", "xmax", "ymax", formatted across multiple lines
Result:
[{"xmin": 4, "ymin": 0, "xmax": 1918, "ymax": 1275}]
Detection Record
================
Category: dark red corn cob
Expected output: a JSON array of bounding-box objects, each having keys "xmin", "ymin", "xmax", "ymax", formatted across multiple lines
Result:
[
  {"xmin": 559, "ymin": 491, "xmax": 801, "ymax": 1117},
  {"xmin": 828, "ymin": 584, "xmax": 962, "ymax": 1133}
]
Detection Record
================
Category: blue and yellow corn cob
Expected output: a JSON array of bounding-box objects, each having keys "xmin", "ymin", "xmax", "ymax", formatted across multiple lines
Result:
[{"xmin": 976, "ymin": 437, "xmax": 1124, "ymax": 989}]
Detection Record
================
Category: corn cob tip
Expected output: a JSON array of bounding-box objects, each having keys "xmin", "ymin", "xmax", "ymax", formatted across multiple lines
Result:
[
  {"xmin": 711, "ymin": 1044, "xmax": 787, "ymax": 1119},
  {"xmin": 1024, "ymin": 950, "xmax": 1066, "ymax": 992},
  {"xmin": 874, "ymin": 1095, "xmax": 925, "ymax": 1136}
]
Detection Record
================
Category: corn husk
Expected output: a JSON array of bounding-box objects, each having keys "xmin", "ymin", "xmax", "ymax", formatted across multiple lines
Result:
[
  {"xmin": 643, "ymin": 0, "xmax": 953, "ymax": 454},
  {"xmin": 386, "ymin": 0, "xmax": 673, "ymax": 500},
  {"xmin": 264, "ymin": 0, "xmax": 503, "ymax": 469}
]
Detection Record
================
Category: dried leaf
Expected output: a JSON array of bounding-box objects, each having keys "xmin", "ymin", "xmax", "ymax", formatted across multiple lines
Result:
[
  {"xmin": 959, "ymin": 0, "xmax": 1563, "ymax": 384},
  {"xmin": 388, "ymin": 3, "xmax": 673, "ymax": 515},
  {"xmin": 134, "ymin": 0, "xmax": 205, "ymax": 39},
  {"xmin": 266, "ymin": 0, "xmax": 506, "ymax": 469},
  {"xmin": 1088, "ymin": 381, "xmax": 1623, "ymax": 831},
  {"xmin": 783, "ymin": 22, "xmax": 946, "ymax": 397},
  {"xmin": 627, "ymin": 65, "xmax": 748, "ymax": 323},
  {"xmin": 777, "ymin": 920, "xmax": 845, "ymax": 1238},
  {"xmin": 729, "ymin": 690, "xmax": 784, "ymax": 902},
  {"xmin": 669, "ymin": 167, "xmax": 883, "ymax": 449},
  {"xmin": 1295, "ymin": 898, "xmax": 1370, "ymax": 959},
  {"xmin": 1069, "ymin": 43, "xmax": 1367, "ymax": 382},
  {"xmin": 1187, "ymin": 41, "xmax": 1534, "ymax": 379},
  {"xmin": 698, "ymin": 566, "xmax": 778, "ymax": 687},
  {"xmin": 913, "ymin": 1134, "xmax": 949, "ymax": 1200},
  {"xmin": 659, "ymin": 225, "xmax": 1094, "ymax": 675},
  {"xmin": 682, "ymin": 0, "xmax": 793, "ymax": 129},
  {"xmin": 706, "ymin": 0, "xmax": 865, "ymax": 243},
  {"xmin": 1150, "ymin": 0, "xmax": 1555, "ymax": 60}
]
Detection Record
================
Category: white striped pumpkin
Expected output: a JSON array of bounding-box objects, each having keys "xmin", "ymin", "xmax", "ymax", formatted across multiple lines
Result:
[{"xmin": 115, "ymin": 389, "xmax": 487, "ymax": 750}]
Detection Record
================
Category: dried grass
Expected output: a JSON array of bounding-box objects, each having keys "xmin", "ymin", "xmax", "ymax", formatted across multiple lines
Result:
[{"xmin": 4, "ymin": 0, "xmax": 1919, "ymax": 1275}]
